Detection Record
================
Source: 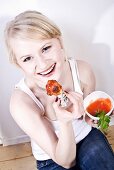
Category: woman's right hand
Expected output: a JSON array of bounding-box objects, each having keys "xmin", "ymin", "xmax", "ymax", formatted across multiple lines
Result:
[{"xmin": 52, "ymin": 91, "xmax": 84, "ymax": 123}]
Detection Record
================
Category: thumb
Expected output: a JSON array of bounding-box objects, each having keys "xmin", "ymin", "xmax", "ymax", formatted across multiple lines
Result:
[{"xmin": 52, "ymin": 98, "xmax": 60, "ymax": 110}]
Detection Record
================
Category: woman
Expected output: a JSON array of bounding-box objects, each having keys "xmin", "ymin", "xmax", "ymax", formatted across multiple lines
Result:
[{"xmin": 4, "ymin": 10, "xmax": 114, "ymax": 170}]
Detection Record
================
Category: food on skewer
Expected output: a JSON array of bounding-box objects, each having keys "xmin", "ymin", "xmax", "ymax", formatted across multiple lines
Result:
[{"xmin": 46, "ymin": 80, "xmax": 69, "ymax": 107}]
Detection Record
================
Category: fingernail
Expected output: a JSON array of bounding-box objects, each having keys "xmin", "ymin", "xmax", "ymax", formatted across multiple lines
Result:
[
  {"xmin": 55, "ymin": 97, "xmax": 58, "ymax": 102},
  {"xmin": 64, "ymin": 90, "xmax": 68, "ymax": 93}
]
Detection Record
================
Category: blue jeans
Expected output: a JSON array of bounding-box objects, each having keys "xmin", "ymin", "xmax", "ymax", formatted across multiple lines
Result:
[{"xmin": 36, "ymin": 128, "xmax": 114, "ymax": 170}]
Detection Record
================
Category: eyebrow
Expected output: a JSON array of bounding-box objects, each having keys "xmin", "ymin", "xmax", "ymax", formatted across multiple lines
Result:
[{"xmin": 42, "ymin": 42, "xmax": 52, "ymax": 48}]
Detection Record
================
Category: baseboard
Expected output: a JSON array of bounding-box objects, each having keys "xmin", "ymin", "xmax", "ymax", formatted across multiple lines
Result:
[{"xmin": 2, "ymin": 135, "xmax": 30, "ymax": 146}]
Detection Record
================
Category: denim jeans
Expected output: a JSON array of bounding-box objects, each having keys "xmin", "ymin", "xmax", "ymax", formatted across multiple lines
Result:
[{"xmin": 36, "ymin": 128, "xmax": 114, "ymax": 170}]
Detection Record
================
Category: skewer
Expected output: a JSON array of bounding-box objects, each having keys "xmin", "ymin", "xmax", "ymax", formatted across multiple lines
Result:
[{"xmin": 46, "ymin": 80, "xmax": 69, "ymax": 107}]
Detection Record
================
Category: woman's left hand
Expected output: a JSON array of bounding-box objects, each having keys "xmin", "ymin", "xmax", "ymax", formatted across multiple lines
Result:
[
  {"xmin": 85, "ymin": 115, "xmax": 98, "ymax": 127},
  {"xmin": 85, "ymin": 109, "xmax": 114, "ymax": 127},
  {"xmin": 111, "ymin": 110, "xmax": 114, "ymax": 116}
]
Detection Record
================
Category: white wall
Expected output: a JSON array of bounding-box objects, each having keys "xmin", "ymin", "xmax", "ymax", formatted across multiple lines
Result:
[{"xmin": 0, "ymin": 0, "xmax": 114, "ymax": 145}]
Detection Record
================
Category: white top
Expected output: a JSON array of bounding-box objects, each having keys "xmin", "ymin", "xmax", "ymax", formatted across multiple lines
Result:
[{"xmin": 15, "ymin": 59, "xmax": 91, "ymax": 160}]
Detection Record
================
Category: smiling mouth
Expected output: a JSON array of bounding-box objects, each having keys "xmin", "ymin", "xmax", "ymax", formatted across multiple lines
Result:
[{"xmin": 38, "ymin": 63, "xmax": 56, "ymax": 76}]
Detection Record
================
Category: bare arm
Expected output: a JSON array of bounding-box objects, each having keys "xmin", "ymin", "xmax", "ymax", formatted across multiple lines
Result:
[
  {"xmin": 10, "ymin": 90, "xmax": 83, "ymax": 168},
  {"xmin": 10, "ymin": 90, "xmax": 58, "ymax": 161},
  {"xmin": 52, "ymin": 92, "xmax": 84, "ymax": 167}
]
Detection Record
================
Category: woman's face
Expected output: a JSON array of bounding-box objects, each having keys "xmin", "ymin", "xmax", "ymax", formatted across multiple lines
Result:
[{"xmin": 10, "ymin": 37, "xmax": 66, "ymax": 88}]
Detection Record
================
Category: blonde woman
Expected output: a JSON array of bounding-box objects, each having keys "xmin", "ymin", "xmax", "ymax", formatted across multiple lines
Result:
[{"xmin": 4, "ymin": 11, "xmax": 114, "ymax": 170}]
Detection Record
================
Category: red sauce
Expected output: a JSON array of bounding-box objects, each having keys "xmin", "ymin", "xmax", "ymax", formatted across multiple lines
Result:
[{"xmin": 86, "ymin": 98, "xmax": 112, "ymax": 116}]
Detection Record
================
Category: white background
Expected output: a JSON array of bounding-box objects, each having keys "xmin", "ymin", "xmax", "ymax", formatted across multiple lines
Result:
[{"xmin": 0, "ymin": 0, "xmax": 114, "ymax": 145}]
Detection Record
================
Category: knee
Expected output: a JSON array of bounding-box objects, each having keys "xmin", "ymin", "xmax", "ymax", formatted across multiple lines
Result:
[{"xmin": 78, "ymin": 140, "xmax": 104, "ymax": 164}]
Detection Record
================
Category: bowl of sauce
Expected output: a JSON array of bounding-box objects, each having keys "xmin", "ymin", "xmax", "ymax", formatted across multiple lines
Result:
[{"xmin": 84, "ymin": 91, "xmax": 114, "ymax": 120}]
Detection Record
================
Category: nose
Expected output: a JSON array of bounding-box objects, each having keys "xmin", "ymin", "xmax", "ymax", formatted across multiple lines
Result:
[{"xmin": 34, "ymin": 55, "xmax": 48, "ymax": 71}]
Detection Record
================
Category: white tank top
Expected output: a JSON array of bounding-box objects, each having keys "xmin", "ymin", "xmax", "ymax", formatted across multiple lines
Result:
[{"xmin": 15, "ymin": 59, "xmax": 91, "ymax": 160}]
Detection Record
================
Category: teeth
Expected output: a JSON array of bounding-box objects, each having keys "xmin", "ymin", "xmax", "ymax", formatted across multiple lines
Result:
[{"xmin": 40, "ymin": 64, "xmax": 55, "ymax": 75}]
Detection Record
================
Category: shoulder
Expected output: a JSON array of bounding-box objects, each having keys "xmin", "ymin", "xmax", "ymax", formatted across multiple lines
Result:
[
  {"xmin": 76, "ymin": 59, "xmax": 93, "ymax": 73},
  {"xmin": 10, "ymin": 89, "xmax": 31, "ymax": 108},
  {"xmin": 10, "ymin": 89, "xmax": 42, "ymax": 117},
  {"xmin": 76, "ymin": 59, "xmax": 96, "ymax": 97},
  {"xmin": 69, "ymin": 58, "xmax": 93, "ymax": 76},
  {"xmin": 76, "ymin": 59, "xmax": 95, "ymax": 81}
]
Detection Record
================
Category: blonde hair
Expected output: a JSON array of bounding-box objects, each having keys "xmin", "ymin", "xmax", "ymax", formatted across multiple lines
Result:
[{"xmin": 4, "ymin": 10, "xmax": 61, "ymax": 65}]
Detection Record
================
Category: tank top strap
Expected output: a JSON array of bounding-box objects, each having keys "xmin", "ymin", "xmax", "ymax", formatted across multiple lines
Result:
[
  {"xmin": 68, "ymin": 58, "xmax": 83, "ymax": 95},
  {"xmin": 15, "ymin": 78, "xmax": 45, "ymax": 113}
]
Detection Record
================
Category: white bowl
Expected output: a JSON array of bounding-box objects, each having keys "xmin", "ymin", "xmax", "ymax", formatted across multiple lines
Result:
[{"xmin": 84, "ymin": 91, "xmax": 114, "ymax": 120}]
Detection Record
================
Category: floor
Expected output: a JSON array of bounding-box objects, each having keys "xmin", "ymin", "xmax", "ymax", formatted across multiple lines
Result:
[
  {"xmin": 0, "ymin": 125, "xmax": 114, "ymax": 170},
  {"xmin": 0, "ymin": 142, "xmax": 37, "ymax": 170}
]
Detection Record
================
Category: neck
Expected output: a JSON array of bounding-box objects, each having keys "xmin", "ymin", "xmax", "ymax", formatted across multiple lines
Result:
[{"xmin": 59, "ymin": 60, "xmax": 74, "ymax": 92}]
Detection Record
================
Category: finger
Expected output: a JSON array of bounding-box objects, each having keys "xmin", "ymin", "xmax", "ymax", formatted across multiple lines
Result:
[
  {"xmin": 94, "ymin": 120, "xmax": 98, "ymax": 124},
  {"xmin": 73, "ymin": 112, "xmax": 84, "ymax": 119},
  {"xmin": 52, "ymin": 98, "xmax": 61, "ymax": 110},
  {"xmin": 111, "ymin": 110, "xmax": 114, "ymax": 116},
  {"xmin": 85, "ymin": 115, "xmax": 93, "ymax": 123},
  {"xmin": 69, "ymin": 91, "xmax": 83, "ymax": 98},
  {"xmin": 67, "ymin": 91, "xmax": 84, "ymax": 104},
  {"xmin": 53, "ymin": 100, "xmax": 76, "ymax": 120},
  {"xmin": 78, "ymin": 115, "xmax": 83, "ymax": 120},
  {"xmin": 53, "ymin": 98, "xmax": 70, "ymax": 113},
  {"xmin": 86, "ymin": 119, "xmax": 94, "ymax": 126},
  {"xmin": 85, "ymin": 115, "xmax": 98, "ymax": 127},
  {"xmin": 66, "ymin": 91, "xmax": 82, "ymax": 101},
  {"xmin": 72, "ymin": 105, "xmax": 85, "ymax": 119},
  {"xmin": 65, "ymin": 92, "xmax": 80, "ymax": 105}
]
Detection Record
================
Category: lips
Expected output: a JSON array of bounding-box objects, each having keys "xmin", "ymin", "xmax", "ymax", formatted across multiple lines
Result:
[{"xmin": 37, "ymin": 63, "xmax": 56, "ymax": 76}]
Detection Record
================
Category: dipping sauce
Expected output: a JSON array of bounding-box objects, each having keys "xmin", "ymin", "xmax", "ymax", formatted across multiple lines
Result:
[{"xmin": 86, "ymin": 98, "xmax": 112, "ymax": 116}]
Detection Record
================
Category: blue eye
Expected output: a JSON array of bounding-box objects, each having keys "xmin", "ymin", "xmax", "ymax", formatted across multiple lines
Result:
[
  {"xmin": 42, "ymin": 45, "xmax": 51, "ymax": 53},
  {"xmin": 23, "ymin": 56, "xmax": 32, "ymax": 62}
]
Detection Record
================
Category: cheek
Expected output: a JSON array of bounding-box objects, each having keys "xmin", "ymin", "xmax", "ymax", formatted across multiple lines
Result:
[
  {"xmin": 54, "ymin": 49, "xmax": 65, "ymax": 61},
  {"xmin": 19, "ymin": 63, "xmax": 34, "ymax": 74}
]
